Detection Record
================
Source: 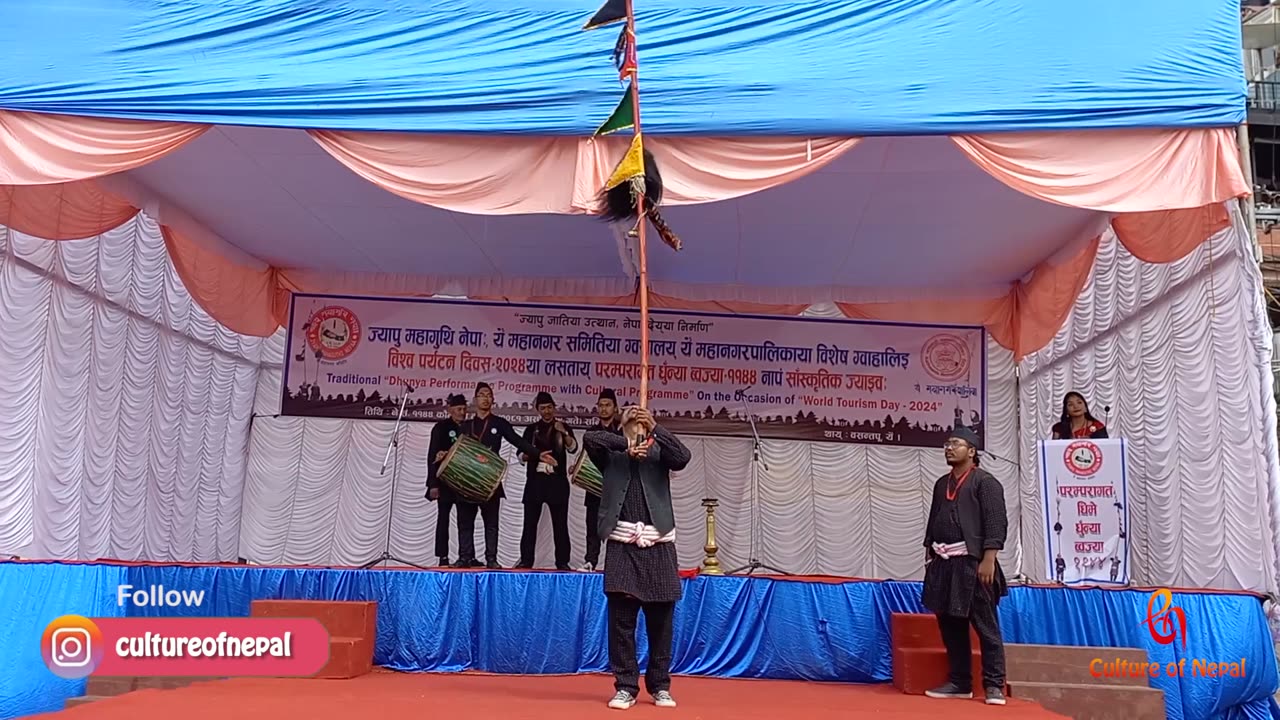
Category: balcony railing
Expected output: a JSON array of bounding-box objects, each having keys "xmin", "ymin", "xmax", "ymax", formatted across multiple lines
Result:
[{"xmin": 1250, "ymin": 80, "xmax": 1280, "ymax": 111}]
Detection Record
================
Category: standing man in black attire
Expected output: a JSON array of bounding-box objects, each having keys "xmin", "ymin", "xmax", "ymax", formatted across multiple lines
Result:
[
  {"xmin": 921, "ymin": 426, "xmax": 1009, "ymax": 706},
  {"xmin": 581, "ymin": 388, "xmax": 622, "ymax": 572},
  {"xmin": 426, "ymin": 393, "xmax": 468, "ymax": 567},
  {"xmin": 515, "ymin": 392, "xmax": 577, "ymax": 570},
  {"xmin": 583, "ymin": 406, "xmax": 690, "ymax": 710},
  {"xmin": 454, "ymin": 382, "xmax": 553, "ymax": 569}
]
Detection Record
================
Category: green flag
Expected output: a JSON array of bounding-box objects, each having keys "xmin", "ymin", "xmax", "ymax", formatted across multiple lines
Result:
[
  {"xmin": 583, "ymin": 0, "xmax": 627, "ymax": 30},
  {"xmin": 594, "ymin": 88, "xmax": 635, "ymax": 136}
]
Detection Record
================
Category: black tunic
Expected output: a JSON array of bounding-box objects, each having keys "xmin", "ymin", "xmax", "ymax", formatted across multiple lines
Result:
[
  {"xmin": 603, "ymin": 463, "xmax": 682, "ymax": 604},
  {"xmin": 521, "ymin": 420, "xmax": 576, "ymax": 505},
  {"xmin": 459, "ymin": 413, "xmax": 539, "ymax": 502},
  {"xmin": 921, "ymin": 466, "xmax": 1008, "ymax": 617}
]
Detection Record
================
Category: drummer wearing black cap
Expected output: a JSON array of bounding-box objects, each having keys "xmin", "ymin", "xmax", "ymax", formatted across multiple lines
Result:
[
  {"xmin": 922, "ymin": 425, "xmax": 1009, "ymax": 706},
  {"xmin": 515, "ymin": 391, "xmax": 577, "ymax": 570},
  {"xmin": 426, "ymin": 394, "xmax": 469, "ymax": 567},
  {"xmin": 581, "ymin": 388, "xmax": 623, "ymax": 571},
  {"xmin": 456, "ymin": 382, "xmax": 553, "ymax": 569}
]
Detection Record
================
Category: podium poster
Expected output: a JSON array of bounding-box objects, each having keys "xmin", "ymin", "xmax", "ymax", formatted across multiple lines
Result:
[{"xmin": 1038, "ymin": 438, "xmax": 1130, "ymax": 585}]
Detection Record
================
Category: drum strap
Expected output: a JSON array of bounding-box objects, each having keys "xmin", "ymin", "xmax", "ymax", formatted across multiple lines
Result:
[{"xmin": 608, "ymin": 521, "xmax": 675, "ymax": 548}]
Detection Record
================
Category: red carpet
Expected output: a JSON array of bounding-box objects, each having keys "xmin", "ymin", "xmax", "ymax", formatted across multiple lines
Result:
[{"xmin": 30, "ymin": 670, "xmax": 1069, "ymax": 719}]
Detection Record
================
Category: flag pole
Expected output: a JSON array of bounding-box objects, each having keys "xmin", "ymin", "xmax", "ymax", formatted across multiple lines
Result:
[{"xmin": 624, "ymin": 0, "xmax": 651, "ymax": 411}]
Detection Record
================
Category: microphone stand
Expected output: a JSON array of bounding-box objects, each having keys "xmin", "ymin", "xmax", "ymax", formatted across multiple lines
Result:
[
  {"xmin": 728, "ymin": 388, "xmax": 791, "ymax": 576},
  {"xmin": 360, "ymin": 385, "xmax": 428, "ymax": 570}
]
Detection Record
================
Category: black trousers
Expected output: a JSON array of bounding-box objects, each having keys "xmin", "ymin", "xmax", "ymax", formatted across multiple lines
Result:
[
  {"xmin": 433, "ymin": 494, "xmax": 455, "ymax": 558},
  {"xmin": 455, "ymin": 497, "xmax": 501, "ymax": 563},
  {"xmin": 608, "ymin": 593, "xmax": 675, "ymax": 696},
  {"xmin": 936, "ymin": 585, "xmax": 1005, "ymax": 691},
  {"xmin": 584, "ymin": 494, "xmax": 602, "ymax": 566},
  {"xmin": 519, "ymin": 499, "xmax": 571, "ymax": 566}
]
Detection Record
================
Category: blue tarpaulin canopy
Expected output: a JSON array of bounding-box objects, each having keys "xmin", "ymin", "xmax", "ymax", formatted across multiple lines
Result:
[{"xmin": 0, "ymin": 0, "xmax": 1246, "ymax": 135}]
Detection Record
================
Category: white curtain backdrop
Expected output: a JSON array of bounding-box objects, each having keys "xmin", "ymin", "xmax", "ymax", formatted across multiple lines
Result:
[
  {"xmin": 1, "ymin": 206, "xmax": 1276, "ymax": 594},
  {"xmin": 0, "ymin": 216, "xmax": 265, "ymax": 562},
  {"xmin": 240, "ymin": 305, "xmax": 1023, "ymax": 578},
  {"xmin": 1017, "ymin": 203, "xmax": 1280, "ymax": 594}
]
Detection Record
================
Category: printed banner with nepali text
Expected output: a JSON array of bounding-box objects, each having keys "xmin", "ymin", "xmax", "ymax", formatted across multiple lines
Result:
[
  {"xmin": 280, "ymin": 294, "xmax": 987, "ymax": 448},
  {"xmin": 1038, "ymin": 439, "xmax": 1130, "ymax": 586}
]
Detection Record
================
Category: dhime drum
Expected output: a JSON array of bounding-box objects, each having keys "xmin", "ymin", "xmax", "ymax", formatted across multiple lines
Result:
[
  {"xmin": 439, "ymin": 436, "xmax": 507, "ymax": 503},
  {"xmin": 570, "ymin": 452, "xmax": 604, "ymax": 498}
]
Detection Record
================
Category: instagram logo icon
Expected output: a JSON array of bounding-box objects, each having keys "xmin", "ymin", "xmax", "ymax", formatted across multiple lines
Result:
[{"xmin": 42, "ymin": 615, "xmax": 104, "ymax": 679}]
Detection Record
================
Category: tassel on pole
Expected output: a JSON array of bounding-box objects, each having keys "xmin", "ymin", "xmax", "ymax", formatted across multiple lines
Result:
[{"xmin": 597, "ymin": 147, "xmax": 681, "ymax": 252}]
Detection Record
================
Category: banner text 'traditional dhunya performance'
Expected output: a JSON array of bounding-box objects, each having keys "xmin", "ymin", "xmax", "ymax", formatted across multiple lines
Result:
[{"xmin": 280, "ymin": 295, "xmax": 987, "ymax": 448}]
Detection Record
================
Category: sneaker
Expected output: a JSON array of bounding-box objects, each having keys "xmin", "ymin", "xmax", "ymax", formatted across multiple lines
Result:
[
  {"xmin": 984, "ymin": 687, "xmax": 1006, "ymax": 706},
  {"xmin": 579, "ymin": 562, "xmax": 596, "ymax": 572},
  {"xmin": 924, "ymin": 682, "xmax": 973, "ymax": 699},
  {"xmin": 608, "ymin": 691, "xmax": 636, "ymax": 710},
  {"xmin": 652, "ymin": 691, "xmax": 676, "ymax": 708}
]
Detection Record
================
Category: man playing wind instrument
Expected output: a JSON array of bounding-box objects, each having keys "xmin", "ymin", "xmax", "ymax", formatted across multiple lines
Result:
[
  {"xmin": 515, "ymin": 391, "xmax": 577, "ymax": 570},
  {"xmin": 584, "ymin": 405, "xmax": 690, "ymax": 710}
]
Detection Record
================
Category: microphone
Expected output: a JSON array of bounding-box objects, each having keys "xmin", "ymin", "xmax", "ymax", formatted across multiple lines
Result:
[
  {"xmin": 733, "ymin": 384, "xmax": 753, "ymax": 400},
  {"xmin": 405, "ymin": 383, "xmax": 415, "ymax": 394},
  {"xmin": 980, "ymin": 448, "xmax": 1019, "ymax": 469},
  {"xmin": 1104, "ymin": 404, "xmax": 1111, "ymax": 427}
]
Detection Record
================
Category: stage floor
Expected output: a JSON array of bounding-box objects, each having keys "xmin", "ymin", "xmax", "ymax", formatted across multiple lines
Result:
[{"xmin": 27, "ymin": 671, "xmax": 1069, "ymax": 720}]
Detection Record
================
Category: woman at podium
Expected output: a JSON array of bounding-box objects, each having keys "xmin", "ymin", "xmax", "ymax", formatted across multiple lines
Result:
[{"xmin": 1049, "ymin": 391, "xmax": 1108, "ymax": 439}]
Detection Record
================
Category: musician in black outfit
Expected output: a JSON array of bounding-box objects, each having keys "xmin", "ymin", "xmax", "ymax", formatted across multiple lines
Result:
[
  {"xmin": 454, "ymin": 382, "xmax": 552, "ymax": 569},
  {"xmin": 515, "ymin": 392, "xmax": 577, "ymax": 570},
  {"xmin": 426, "ymin": 393, "xmax": 468, "ymax": 567},
  {"xmin": 921, "ymin": 425, "xmax": 1009, "ymax": 706},
  {"xmin": 581, "ymin": 388, "xmax": 622, "ymax": 571},
  {"xmin": 584, "ymin": 405, "xmax": 691, "ymax": 710}
]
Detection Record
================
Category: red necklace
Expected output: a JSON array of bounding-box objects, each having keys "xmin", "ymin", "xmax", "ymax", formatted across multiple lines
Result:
[{"xmin": 947, "ymin": 466, "xmax": 974, "ymax": 501}]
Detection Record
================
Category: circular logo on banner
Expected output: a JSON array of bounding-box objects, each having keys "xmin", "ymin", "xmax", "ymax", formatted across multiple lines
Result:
[
  {"xmin": 922, "ymin": 334, "xmax": 970, "ymax": 382},
  {"xmin": 305, "ymin": 306, "xmax": 361, "ymax": 361},
  {"xmin": 1063, "ymin": 440, "xmax": 1103, "ymax": 477}
]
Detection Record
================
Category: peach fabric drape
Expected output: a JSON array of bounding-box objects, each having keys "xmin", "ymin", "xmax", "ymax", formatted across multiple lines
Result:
[
  {"xmin": 309, "ymin": 130, "xmax": 860, "ymax": 214},
  {"xmin": 951, "ymin": 129, "xmax": 1247, "ymax": 212},
  {"xmin": 0, "ymin": 108, "xmax": 1251, "ymax": 357},
  {"xmin": 0, "ymin": 111, "xmax": 208, "ymax": 185},
  {"xmin": 0, "ymin": 183, "xmax": 137, "ymax": 240}
]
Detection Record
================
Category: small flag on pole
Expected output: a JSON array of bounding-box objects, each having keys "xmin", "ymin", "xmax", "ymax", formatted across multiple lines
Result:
[
  {"xmin": 583, "ymin": 0, "xmax": 627, "ymax": 30},
  {"xmin": 605, "ymin": 133, "xmax": 645, "ymax": 190},
  {"xmin": 613, "ymin": 27, "xmax": 637, "ymax": 80},
  {"xmin": 594, "ymin": 88, "xmax": 635, "ymax": 136}
]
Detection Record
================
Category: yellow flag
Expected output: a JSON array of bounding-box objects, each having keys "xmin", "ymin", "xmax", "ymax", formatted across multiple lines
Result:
[{"xmin": 604, "ymin": 133, "xmax": 644, "ymax": 190}]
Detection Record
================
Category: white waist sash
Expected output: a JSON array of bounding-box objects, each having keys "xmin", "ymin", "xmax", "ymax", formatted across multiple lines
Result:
[
  {"xmin": 608, "ymin": 521, "xmax": 676, "ymax": 548},
  {"xmin": 931, "ymin": 541, "xmax": 968, "ymax": 559}
]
